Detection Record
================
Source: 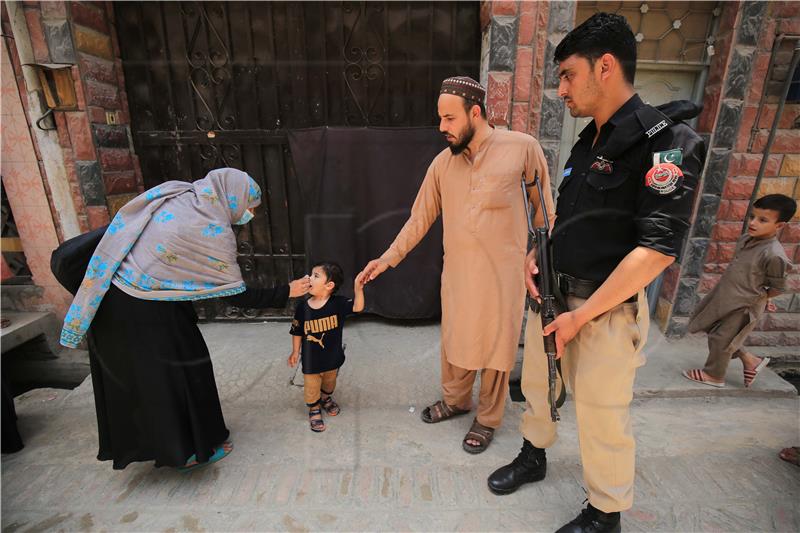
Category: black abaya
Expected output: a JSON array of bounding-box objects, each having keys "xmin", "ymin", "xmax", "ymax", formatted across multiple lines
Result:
[{"xmin": 88, "ymin": 284, "xmax": 288, "ymax": 469}]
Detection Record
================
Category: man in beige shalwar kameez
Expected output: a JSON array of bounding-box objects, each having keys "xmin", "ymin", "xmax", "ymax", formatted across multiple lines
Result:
[{"xmin": 360, "ymin": 77, "xmax": 554, "ymax": 453}]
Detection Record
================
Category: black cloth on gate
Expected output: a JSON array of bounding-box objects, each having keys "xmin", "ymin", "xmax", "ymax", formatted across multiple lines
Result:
[
  {"xmin": 290, "ymin": 295, "xmax": 355, "ymax": 374},
  {"xmin": 51, "ymin": 227, "xmax": 289, "ymax": 469},
  {"xmin": 287, "ymin": 127, "xmax": 447, "ymax": 319}
]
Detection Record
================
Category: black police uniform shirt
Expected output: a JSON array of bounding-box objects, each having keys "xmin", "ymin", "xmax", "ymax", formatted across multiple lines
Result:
[
  {"xmin": 553, "ymin": 94, "xmax": 706, "ymax": 282},
  {"xmin": 290, "ymin": 295, "xmax": 355, "ymax": 375}
]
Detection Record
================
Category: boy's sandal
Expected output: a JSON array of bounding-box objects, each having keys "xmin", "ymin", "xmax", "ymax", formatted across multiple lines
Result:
[
  {"xmin": 321, "ymin": 395, "xmax": 340, "ymax": 416},
  {"xmin": 779, "ymin": 446, "xmax": 800, "ymax": 466},
  {"xmin": 743, "ymin": 357, "xmax": 770, "ymax": 388},
  {"xmin": 682, "ymin": 368, "xmax": 725, "ymax": 388},
  {"xmin": 309, "ymin": 407, "xmax": 326, "ymax": 432},
  {"xmin": 420, "ymin": 400, "xmax": 470, "ymax": 424},
  {"xmin": 178, "ymin": 441, "xmax": 233, "ymax": 472},
  {"xmin": 462, "ymin": 419, "xmax": 494, "ymax": 454}
]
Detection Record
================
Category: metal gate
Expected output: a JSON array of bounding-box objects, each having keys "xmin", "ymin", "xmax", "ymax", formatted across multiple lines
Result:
[{"xmin": 114, "ymin": 1, "xmax": 480, "ymax": 319}]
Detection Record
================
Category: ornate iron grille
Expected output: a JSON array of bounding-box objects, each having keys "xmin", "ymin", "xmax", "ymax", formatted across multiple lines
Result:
[
  {"xmin": 114, "ymin": 1, "xmax": 480, "ymax": 319},
  {"xmin": 577, "ymin": 1, "xmax": 720, "ymax": 65}
]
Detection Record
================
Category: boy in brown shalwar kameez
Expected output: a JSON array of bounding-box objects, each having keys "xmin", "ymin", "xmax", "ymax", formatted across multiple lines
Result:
[
  {"xmin": 683, "ymin": 194, "xmax": 796, "ymax": 388},
  {"xmin": 359, "ymin": 76, "xmax": 554, "ymax": 454}
]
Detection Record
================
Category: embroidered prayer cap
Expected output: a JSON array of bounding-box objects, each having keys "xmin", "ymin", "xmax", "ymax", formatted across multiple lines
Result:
[{"xmin": 440, "ymin": 76, "xmax": 486, "ymax": 104}]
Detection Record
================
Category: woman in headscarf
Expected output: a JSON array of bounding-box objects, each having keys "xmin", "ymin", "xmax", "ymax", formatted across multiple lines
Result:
[{"xmin": 55, "ymin": 168, "xmax": 309, "ymax": 470}]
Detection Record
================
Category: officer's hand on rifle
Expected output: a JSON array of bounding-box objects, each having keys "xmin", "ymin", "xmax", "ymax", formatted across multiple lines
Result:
[
  {"xmin": 525, "ymin": 248, "xmax": 541, "ymax": 302},
  {"xmin": 542, "ymin": 310, "xmax": 583, "ymax": 359}
]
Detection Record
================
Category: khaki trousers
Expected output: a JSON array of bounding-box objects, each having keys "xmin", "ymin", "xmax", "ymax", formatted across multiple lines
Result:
[
  {"xmin": 441, "ymin": 353, "xmax": 509, "ymax": 429},
  {"xmin": 520, "ymin": 292, "xmax": 648, "ymax": 513},
  {"xmin": 304, "ymin": 369, "xmax": 338, "ymax": 406},
  {"xmin": 703, "ymin": 309, "xmax": 757, "ymax": 380}
]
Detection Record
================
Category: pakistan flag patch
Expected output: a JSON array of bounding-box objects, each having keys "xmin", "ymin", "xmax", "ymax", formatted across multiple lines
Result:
[{"xmin": 652, "ymin": 148, "xmax": 683, "ymax": 166}]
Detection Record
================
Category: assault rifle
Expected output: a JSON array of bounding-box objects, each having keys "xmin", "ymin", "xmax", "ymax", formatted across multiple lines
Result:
[{"xmin": 521, "ymin": 173, "xmax": 564, "ymax": 422}]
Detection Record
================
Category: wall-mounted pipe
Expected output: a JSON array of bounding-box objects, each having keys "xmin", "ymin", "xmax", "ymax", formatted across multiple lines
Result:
[{"xmin": 741, "ymin": 39, "xmax": 800, "ymax": 235}]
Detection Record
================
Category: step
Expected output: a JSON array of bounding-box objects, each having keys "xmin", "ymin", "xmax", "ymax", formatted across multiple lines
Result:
[
  {"xmin": 0, "ymin": 311, "xmax": 60, "ymax": 355},
  {"xmin": 634, "ymin": 329, "xmax": 796, "ymax": 399}
]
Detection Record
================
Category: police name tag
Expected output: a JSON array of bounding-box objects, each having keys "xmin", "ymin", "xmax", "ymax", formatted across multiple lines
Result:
[{"xmin": 652, "ymin": 148, "xmax": 683, "ymax": 166}]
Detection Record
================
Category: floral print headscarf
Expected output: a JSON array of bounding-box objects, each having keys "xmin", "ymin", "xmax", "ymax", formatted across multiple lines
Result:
[{"xmin": 60, "ymin": 168, "xmax": 261, "ymax": 348}]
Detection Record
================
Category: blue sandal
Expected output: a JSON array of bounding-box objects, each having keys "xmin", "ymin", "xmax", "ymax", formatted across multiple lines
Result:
[{"xmin": 178, "ymin": 441, "xmax": 233, "ymax": 472}]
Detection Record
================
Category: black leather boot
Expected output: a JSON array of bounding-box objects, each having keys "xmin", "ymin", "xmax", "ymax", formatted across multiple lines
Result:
[
  {"xmin": 487, "ymin": 438, "xmax": 546, "ymax": 495},
  {"xmin": 555, "ymin": 504, "xmax": 621, "ymax": 533}
]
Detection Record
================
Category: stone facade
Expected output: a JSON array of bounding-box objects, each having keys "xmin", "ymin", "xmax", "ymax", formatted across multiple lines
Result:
[
  {"xmin": 658, "ymin": 1, "xmax": 800, "ymax": 348},
  {"xmin": 1, "ymin": 1, "xmax": 143, "ymax": 319},
  {"xmin": 482, "ymin": 1, "xmax": 574, "ymax": 179},
  {"xmin": 16, "ymin": 0, "xmax": 143, "ymax": 231}
]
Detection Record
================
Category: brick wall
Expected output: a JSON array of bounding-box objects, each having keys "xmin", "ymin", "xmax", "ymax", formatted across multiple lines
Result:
[
  {"xmin": 21, "ymin": 1, "xmax": 142, "ymax": 231},
  {"xmin": 660, "ymin": 1, "xmax": 800, "ymax": 346},
  {"xmin": 482, "ymin": 0, "xmax": 574, "ymax": 179}
]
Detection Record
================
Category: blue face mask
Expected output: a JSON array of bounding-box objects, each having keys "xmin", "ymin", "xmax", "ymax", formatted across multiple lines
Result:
[{"xmin": 234, "ymin": 209, "xmax": 254, "ymax": 225}]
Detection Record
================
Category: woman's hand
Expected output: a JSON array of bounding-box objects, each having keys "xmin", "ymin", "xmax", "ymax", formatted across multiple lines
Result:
[
  {"xmin": 287, "ymin": 352, "xmax": 299, "ymax": 368},
  {"xmin": 289, "ymin": 275, "xmax": 311, "ymax": 297}
]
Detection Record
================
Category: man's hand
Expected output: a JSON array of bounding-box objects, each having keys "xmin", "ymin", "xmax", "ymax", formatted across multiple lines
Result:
[
  {"xmin": 289, "ymin": 275, "xmax": 311, "ymax": 298},
  {"xmin": 542, "ymin": 310, "xmax": 584, "ymax": 359},
  {"xmin": 360, "ymin": 258, "xmax": 389, "ymax": 283},
  {"xmin": 767, "ymin": 300, "xmax": 777, "ymax": 313},
  {"xmin": 287, "ymin": 352, "xmax": 299, "ymax": 368},
  {"xmin": 525, "ymin": 249, "xmax": 540, "ymax": 301}
]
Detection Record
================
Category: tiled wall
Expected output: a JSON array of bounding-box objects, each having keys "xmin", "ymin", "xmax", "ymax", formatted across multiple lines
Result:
[{"xmin": 2, "ymin": 39, "xmax": 72, "ymax": 317}]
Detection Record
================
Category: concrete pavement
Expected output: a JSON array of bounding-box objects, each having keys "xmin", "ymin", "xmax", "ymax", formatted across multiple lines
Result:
[{"xmin": 2, "ymin": 319, "xmax": 799, "ymax": 532}]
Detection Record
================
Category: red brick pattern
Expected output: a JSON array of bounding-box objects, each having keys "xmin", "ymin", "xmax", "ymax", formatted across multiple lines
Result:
[
  {"xmin": 66, "ymin": 112, "xmax": 96, "ymax": 160},
  {"xmin": 487, "ymin": 72, "xmax": 513, "ymax": 126},
  {"xmin": 484, "ymin": 1, "xmax": 548, "ymax": 136},
  {"xmin": 689, "ymin": 1, "xmax": 800, "ymax": 344},
  {"xmin": 491, "ymin": 1, "xmax": 517, "ymax": 17},
  {"xmin": 86, "ymin": 205, "xmax": 110, "ymax": 229},
  {"xmin": 65, "ymin": 1, "xmax": 142, "ymax": 223},
  {"xmin": 102, "ymin": 171, "xmax": 138, "ymax": 195},
  {"xmin": 24, "ymin": 6, "xmax": 50, "ymax": 63},
  {"xmin": 99, "ymin": 147, "xmax": 133, "ymax": 171},
  {"xmin": 69, "ymin": 1, "xmax": 108, "ymax": 34}
]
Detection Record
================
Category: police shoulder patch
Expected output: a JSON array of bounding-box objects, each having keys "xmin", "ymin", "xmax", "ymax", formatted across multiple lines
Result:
[{"xmin": 645, "ymin": 163, "xmax": 683, "ymax": 195}]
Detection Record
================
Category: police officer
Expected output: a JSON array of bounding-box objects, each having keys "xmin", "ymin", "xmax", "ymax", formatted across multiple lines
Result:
[{"xmin": 487, "ymin": 13, "xmax": 705, "ymax": 533}]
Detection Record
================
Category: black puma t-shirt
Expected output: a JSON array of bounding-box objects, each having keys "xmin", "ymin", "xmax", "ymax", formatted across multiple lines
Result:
[{"xmin": 290, "ymin": 295, "xmax": 355, "ymax": 374}]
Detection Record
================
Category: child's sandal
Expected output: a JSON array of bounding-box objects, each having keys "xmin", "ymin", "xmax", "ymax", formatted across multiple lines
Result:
[
  {"xmin": 309, "ymin": 407, "xmax": 325, "ymax": 432},
  {"xmin": 321, "ymin": 395, "xmax": 340, "ymax": 416}
]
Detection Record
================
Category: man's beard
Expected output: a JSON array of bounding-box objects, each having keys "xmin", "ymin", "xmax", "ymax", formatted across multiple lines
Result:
[{"xmin": 447, "ymin": 121, "xmax": 476, "ymax": 154}]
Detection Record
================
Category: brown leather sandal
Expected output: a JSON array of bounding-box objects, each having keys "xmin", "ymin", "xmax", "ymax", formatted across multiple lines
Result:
[
  {"xmin": 462, "ymin": 418, "xmax": 494, "ymax": 454},
  {"xmin": 420, "ymin": 400, "xmax": 470, "ymax": 424}
]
